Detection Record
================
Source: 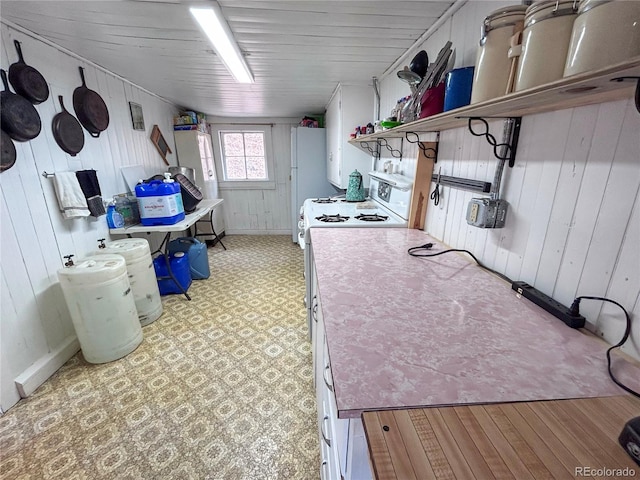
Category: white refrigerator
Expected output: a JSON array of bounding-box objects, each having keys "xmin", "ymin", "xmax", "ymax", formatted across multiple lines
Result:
[{"xmin": 291, "ymin": 127, "xmax": 337, "ymax": 242}]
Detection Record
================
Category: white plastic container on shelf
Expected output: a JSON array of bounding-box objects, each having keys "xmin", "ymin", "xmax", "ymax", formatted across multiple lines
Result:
[
  {"xmin": 95, "ymin": 238, "xmax": 163, "ymax": 326},
  {"xmin": 470, "ymin": 5, "xmax": 527, "ymax": 104},
  {"xmin": 57, "ymin": 254, "xmax": 143, "ymax": 364},
  {"xmin": 515, "ymin": 0, "xmax": 578, "ymax": 91},
  {"xmin": 563, "ymin": 0, "xmax": 640, "ymax": 77}
]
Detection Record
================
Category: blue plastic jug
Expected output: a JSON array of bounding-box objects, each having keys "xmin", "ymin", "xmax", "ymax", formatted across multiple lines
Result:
[
  {"xmin": 153, "ymin": 252, "xmax": 192, "ymax": 295},
  {"xmin": 135, "ymin": 180, "xmax": 185, "ymax": 226},
  {"xmin": 168, "ymin": 237, "xmax": 210, "ymax": 280}
]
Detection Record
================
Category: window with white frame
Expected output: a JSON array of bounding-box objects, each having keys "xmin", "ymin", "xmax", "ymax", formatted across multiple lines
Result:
[{"xmin": 213, "ymin": 125, "xmax": 274, "ymax": 189}]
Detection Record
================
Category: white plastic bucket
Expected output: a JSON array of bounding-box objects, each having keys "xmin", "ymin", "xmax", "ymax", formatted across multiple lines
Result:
[
  {"xmin": 471, "ymin": 5, "xmax": 527, "ymax": 104},
  {"xmin": 95, "ymin": 239, "xmax": 163, "ymax": 326},
  {"xmin": 58, "ymin": 254, "xmax": 143, "ymax": 364},
  {"xmin": 515, "ymin": 0, "xmax": 578, "ymax": 91},
  {"xmin": 564, "ymin": 0, "xmax": 640, "ymax": 77}
]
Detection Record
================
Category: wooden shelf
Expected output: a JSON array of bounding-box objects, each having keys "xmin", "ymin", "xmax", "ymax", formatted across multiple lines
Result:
[{"xmin": 350, "ymin": 56, "xmax": 640, "ymax": 145}]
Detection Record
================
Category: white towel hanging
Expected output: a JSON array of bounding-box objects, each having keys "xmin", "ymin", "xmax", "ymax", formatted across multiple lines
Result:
[{"xmin": 52, "ymin": 172, "xmax": 90, "ymax": 219}]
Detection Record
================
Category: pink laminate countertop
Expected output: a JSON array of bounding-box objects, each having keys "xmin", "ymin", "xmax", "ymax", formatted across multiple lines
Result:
[{"xmin": 310, "ymin": 228, "xmax": 640, "ymax": 418}]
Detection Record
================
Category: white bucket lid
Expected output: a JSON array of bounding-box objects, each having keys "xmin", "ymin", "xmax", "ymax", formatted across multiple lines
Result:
[
  {"xmin": 58, "ymin": 254, "xmax": 127, "ymax": 285},
  {"xmin": 98, "ymin": 238, "xmax": 151, "ymax": 262}
]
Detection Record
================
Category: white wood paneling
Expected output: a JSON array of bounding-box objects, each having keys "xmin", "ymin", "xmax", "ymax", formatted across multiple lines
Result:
[
  {"xmin": 377, "ymin": 2, "xmax": 640, "ymax": 361},
  {"xmin": 0, "ymin": 23, "xmax": 179, "ymax": 411},
  {"xmin": 208, "ymin": 118, "xmax": 297, "ymax": 234},
  {"xmin": 0, "ymin": 1, "xmax": 454, "ymax": 117}
]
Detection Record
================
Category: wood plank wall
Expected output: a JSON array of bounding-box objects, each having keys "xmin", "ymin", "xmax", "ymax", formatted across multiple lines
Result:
[
  {"xmin": 0, "ymin": 23, "xmax": 179, "ymax": 410},
  {"xmin": 207, "ymin": 117, "xmax": 301, "ymax": 235},
  {"xmin": 376, "ymin": 1, "xmax": 640, "ymax": 361}
]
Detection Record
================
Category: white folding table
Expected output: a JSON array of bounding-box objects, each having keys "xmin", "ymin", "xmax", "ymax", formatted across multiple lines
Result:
[{"xmin": 109, "ymin": 198, "xmax": 224, "ymax": 300}]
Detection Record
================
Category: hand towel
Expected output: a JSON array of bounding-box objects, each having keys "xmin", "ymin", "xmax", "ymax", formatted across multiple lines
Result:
[
  {"xmin": 76, "ymin": 169, "xmax": 105, "ymax": 217},
  {"xmin": 53, "ymin": 172, "xmax": 90, "ymax": 219}
]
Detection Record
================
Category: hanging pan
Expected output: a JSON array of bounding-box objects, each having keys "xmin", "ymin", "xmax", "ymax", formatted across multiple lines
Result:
[
  {"xmin": 1, "ymin": 130, "xmax": 17, "ymax": 172},
  {"xmin": 1, "ymin": 69, "xmax": 41, "ymax": 142},
  {"xmin": 52, "ymin": 96, "xmax": 84, "ymax": 156},
  {"xmin": 73, "ymin": 66, "xmax": 109, "ymax": 138},
  {"xmin": 8, "ymin": 40, "xmax": 49, "ymax": 105}
]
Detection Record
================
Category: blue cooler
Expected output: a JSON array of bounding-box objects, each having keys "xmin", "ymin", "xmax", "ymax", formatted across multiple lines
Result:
[
  {"xmin": 153, "ymin": 252, "xmax": 192, "ymax": 295},
  {"xmin": 135, "ymin": 180, "xmax": 185, "ymax": 226},
  {"xmin": 168, "ymin": 237, "xmax": 210, "ymax": 280}
]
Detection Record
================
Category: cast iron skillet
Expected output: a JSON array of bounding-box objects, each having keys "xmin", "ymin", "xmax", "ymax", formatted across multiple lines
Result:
[
  {"xmin": 8, "ymin": 40, "xmax": 49, "ymax": 105},
  {"xmin": 1, "ymin": 130, "xmax": 17, "ymax": 172},
  {"xmin": 73, "ymin": 67, "xmax": 109, "ymax": 138},
  {"xmin": 52, "ymin": 96, "xmax": 84, "ymax": 156},
  {"xmin": 0, "ymin": 69, "xmax": 41, "ymax": 142}
]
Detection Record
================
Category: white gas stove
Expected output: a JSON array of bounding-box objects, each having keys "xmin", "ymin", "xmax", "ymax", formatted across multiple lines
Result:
[
  {"xmin": 297, "ymin": 172, "xmax": 413, "ymax": 249},
  {"xmin": 300, "ymin": 172, "xmax": 414, "ymax": 340}
]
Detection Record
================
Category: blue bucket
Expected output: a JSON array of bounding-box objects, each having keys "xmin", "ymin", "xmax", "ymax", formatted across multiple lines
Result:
[
  {"xmin": 153, "ymin": 252, "xmax": 192, "ymax": 295},
  {"xmin": 444, "ymin": 66, "xmax": 475, "ymax": 112},
  {"xmin": 168, "ymin": 237, "xmax": 210, "ymax": 280}
]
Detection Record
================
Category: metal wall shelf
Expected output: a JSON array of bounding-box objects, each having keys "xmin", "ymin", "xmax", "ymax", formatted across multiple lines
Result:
[{"xmin": 349, "ymin": 56, "xmax": 640, "ymax": 145}]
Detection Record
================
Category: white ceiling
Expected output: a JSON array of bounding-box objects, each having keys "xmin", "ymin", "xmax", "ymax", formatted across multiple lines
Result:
[{"xmin": 0, "ymin": 0, "xmax": 455, "ymax": 118}]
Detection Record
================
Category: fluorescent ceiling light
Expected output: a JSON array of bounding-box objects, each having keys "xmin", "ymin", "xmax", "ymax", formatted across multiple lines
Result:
[{"xmin": 190, "ymin": 4, "xmax": 254, "ymax": 84}]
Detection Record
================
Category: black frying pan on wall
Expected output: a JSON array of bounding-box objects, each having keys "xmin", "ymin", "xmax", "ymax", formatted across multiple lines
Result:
[
  {"xmin": 1, "ymin": 130, "xmax": 17, "ymax": 172},
  {"xmin": 73, "ymin": 67, "xmax": 109, "ymax": 138},
  {"xmin": 52, "ymin": 96, "xmax": 84, "ymax": 156},
  {"xmin": 8, "ymin": 40, "xmax": 49, "ymax": 105},
  {"xmin": 0, "ymin": 69, "xmax": 41, "ymax": 142}
]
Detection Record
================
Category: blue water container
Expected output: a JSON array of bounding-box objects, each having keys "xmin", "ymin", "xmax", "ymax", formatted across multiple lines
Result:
[
  {"xmin": 153, "ymin": 252, "xmax": 192, "ymax": 295},
  {"xmin": 135, "ymin": 180, "xmax": 185, "ymax": 226},
  {"xmin": 168, "ymin": 237, "xmax": 210, "ymax": 280}
]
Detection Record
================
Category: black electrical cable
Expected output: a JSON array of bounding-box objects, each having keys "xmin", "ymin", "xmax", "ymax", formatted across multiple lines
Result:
[
  {"xmin": 569, "ymin": 296, "xmax": 640, "ymax": 398},
  {"xmin": 410, "ymin": 245, "xmax": 640, "ymax": 397},
  {"xmin": 407, "ymin": 244, "xmax": 513, "ymax": 284}
]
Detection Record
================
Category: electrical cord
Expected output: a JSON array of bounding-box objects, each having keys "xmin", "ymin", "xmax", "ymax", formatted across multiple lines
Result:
[
  {"xmin": 569, "ymin": 296, "xmax": 639, "ymax": 398},
  {"xmin": 407, "ymin": 243, "xmax": 513, "ymax": 284},
  {"xmin": 409, "ymin": 244, "xmax": 639, "ymax": 398}
]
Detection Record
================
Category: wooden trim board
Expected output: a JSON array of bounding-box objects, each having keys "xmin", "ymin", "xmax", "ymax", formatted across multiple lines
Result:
[
  {"xmin": 363, "ymin": 395, "xmax": 640, "ymax": 480},
  {"xmin": 408, "ymin": 142, "xmax": 436, "ymax": 230}
]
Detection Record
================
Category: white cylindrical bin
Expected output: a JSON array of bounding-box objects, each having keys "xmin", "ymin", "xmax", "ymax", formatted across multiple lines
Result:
[
  {"xmin": 563, "ymin": 0, "xmax": 640, "ymax": 77},
  {"xmin": 58, "ymin": 254, "xmax": 143, "ymax": 364},
  {"xmin": 95, "ymin": 238, "xmax": 163, "ymax": 326},
  {"xmin": 515, "ymin": 0, "xmax": 578, "ymax": 91},
  {"xmin": 470, "ymin": 5, "xmax": 527, "ymax": 104}
]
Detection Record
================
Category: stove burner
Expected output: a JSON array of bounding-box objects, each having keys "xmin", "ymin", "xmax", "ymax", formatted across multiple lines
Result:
[
  {"xmin": 312, "ymin": 198, "xmax": 337, "ymax": 204},
  {"xmin": 316, "ymin": 214, "xmax": 350, "ymax": 223},
  {"xmin": 355, "ymin": 213, "xmax": 388, "ymax": 222}
]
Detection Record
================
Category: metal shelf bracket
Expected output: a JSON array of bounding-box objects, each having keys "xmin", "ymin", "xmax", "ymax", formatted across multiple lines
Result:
[
  {"xmin": 465, "ymin": 116, "xmax": 522, "ymax": 167},
  {"xmin": 610, "ymin": 76, "xmax": 640, "ymax": 114},
  {"xmin": 358, "ymin": 138, "xmax": 403, "ymax": 159},
  {"xmin": 404, "ymin": 132, "xmax": 439, "ymax": 161}
]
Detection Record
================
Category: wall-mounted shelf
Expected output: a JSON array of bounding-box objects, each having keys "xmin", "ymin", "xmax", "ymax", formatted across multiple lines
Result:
[{"xmin": 349, "ymin": 56, "xmax": 640, "ymax": 145}]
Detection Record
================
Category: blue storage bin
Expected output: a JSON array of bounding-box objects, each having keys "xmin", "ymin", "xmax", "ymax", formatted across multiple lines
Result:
[
  {"xmin": 153, "ymin": 252, "xmax": 192, "ymax": 295},
  {"xmin": 168, "ymin": 237, "xmax": 210, "ymax": 280},
  {"xmin": 135, "ymin": 180, "xmax": 185, "ymax": 226}
]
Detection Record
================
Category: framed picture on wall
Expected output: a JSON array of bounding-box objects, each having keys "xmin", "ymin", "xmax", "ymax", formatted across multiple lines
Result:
[
  {"xmin": 129, "ymin": 102, "xmax": 145, "ymax": 131},
  {"xmin": 150, "ymin": 125, "xmax": 171, "ymax": 165}
]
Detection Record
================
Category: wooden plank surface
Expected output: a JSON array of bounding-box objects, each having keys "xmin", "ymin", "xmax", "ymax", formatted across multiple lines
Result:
[
  {"xmin": 408, "ymin": 141, "xmax": 436, "ymax": 230},
  {"xmin": 363, "ymin": 395, "xmax": 640, "ymax": 480}
]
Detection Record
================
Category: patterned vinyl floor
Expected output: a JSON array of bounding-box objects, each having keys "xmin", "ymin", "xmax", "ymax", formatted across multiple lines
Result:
[{"xmin": 0, "ymin": 235, "xmax": 319, "ymax": 480}]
